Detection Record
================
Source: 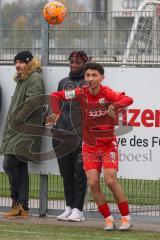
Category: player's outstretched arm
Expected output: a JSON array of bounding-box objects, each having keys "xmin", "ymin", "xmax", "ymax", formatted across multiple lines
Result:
[{"xmin": 50, "ymin": 88, "xmax": 80, "ymax": 115}]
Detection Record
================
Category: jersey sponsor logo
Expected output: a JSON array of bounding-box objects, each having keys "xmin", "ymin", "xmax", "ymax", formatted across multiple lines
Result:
[
  {"xmin": 65, "ymin": 90, "xmax": 76, "ymax": 99},
  {"xmin": 86, "ymin": 108, "xmax": 108, "ymax": 118},
  {"xmin": 85, "ymin": 108, "xmax": 160, "ymax": 127}
]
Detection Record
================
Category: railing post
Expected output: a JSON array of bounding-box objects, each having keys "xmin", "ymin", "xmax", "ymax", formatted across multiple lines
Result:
[
  {"xmin": 39, "ymin": 174, "xmax": 48, "ymax": 216},
  {"xmin": 0, "ymin": 0, "xmax": 3, "ymax": 51},
  {"xmin": 39, "ymin": 16, "xmax": 49, "ymax": 217},
  {"xmin": 41, "ymin": 16, "xmax": 49, "ymax": 66}
]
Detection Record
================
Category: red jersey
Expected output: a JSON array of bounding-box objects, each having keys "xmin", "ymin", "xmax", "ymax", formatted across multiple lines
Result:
[{"xmin": 50, "ymin": 85, "xmax": 133, "ymax": 151}]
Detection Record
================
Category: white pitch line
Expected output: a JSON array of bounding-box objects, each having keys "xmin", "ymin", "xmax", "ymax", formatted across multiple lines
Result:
[{"xmin": 0, "ymin": 229, "xmax": 138, "ymax": 240}]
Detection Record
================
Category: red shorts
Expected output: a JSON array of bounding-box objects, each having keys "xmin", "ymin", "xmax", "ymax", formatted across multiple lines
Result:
[{"xmin": 82, "ymin": 141, "xmax": 119, "ymax": 172}]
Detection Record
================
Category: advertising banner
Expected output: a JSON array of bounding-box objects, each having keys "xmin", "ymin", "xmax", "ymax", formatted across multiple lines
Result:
[
  {"xmin": 0, "ymin": 66, "xmax": 159, "ymax": 179},
  {"xmin": 106, "ymin": 67, "xmax": 160, "ymax": 180}
]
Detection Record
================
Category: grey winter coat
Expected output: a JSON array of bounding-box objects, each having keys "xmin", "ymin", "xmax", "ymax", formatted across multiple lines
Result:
[{"xmin": 0, "ymin": 58, "xmax": 45, "ymax": 161}]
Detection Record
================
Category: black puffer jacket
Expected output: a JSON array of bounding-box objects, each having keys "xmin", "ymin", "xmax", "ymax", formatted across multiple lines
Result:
[{"xmin": 55, "ymin": 70, "xmax": 84, "ymax": 140}]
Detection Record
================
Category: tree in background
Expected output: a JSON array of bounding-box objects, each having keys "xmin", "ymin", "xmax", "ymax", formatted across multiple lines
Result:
[
  {"xmin": 1, "ymin": 1, "xmax": 27, "ymax": 48},
  {"xmin": 0, "ymin": 0, "xmax": 89, "ymax": 54}
]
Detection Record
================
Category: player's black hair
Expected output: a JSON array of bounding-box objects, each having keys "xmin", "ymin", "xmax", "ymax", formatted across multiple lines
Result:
[{"xmin": 84, "ymin": 62, "xmax": 104, "ymax": 75}]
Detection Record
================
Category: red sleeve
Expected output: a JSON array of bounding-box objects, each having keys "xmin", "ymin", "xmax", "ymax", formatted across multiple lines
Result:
[
  {"xmin": 106, "ymin": 86, "xmax": 133, "ymax": 108},
  {"xmin": 49, "ymin": 88, "xmax": 81, "ymax": 114},
  {"xmin": 114, "ymin": 94, "xmax": 133, "ymax": 108},
  {"xmin": 50, "ymin": 90, "xmax": 65, "ymax": 114}
]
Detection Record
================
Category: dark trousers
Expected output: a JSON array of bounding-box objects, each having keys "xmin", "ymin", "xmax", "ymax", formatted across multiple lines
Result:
[
  {"xmin": 3, "ymin": 154, "xmax": 29, "ymax": 210},
  {"xmin": 57, "ymin": 146, "xmax": 87, "ymax": 211}
]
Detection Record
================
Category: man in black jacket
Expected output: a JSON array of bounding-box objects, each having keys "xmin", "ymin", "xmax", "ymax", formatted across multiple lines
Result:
[{"xmin": 53, "ymin": 51, "xmax": 88, "ymax": 221}]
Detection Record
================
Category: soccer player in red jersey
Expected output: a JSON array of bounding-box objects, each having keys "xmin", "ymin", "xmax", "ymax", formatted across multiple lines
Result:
[{"xmin": 50, "ymin": 62, "xmax": 133, "ymax": 230}]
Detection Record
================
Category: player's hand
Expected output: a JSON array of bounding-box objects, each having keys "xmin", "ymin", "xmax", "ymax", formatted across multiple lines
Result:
[
  {"xmin": 45, "ymin": 113, "xmax": 59, "ymax": 126},
  {"xmin": 107, "ymin": 104, "xmax": 116, "ymax": 119}
]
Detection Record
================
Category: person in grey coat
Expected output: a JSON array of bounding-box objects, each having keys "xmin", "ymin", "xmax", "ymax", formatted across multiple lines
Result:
[{"xmin": 0, "ymin": 51, "xmax": 45, "ymax": 218}]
